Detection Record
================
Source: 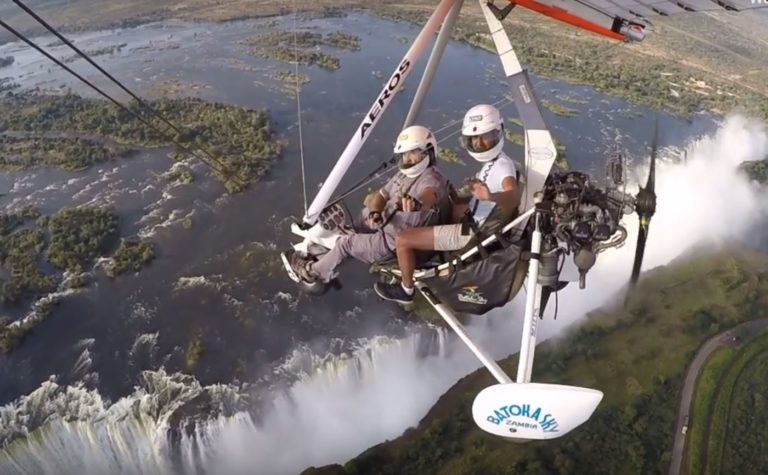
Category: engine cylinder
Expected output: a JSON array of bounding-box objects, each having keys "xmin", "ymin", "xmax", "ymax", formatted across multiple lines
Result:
[{"xmin": 538, "ymin": 245, "xmax": 560, "ymax": 288}]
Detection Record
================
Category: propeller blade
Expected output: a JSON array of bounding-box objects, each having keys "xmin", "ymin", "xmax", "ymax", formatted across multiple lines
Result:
[
  {"xmin": 628, "ymin": 120, "xmax": 658, "ymax": 290},
  {"xmin": 645, "ymin": 122, "xmax": 657, "ymax": 196},
  {"xmin": 629, "ymin": 223, "xmax": 648, "ymax": 285}
]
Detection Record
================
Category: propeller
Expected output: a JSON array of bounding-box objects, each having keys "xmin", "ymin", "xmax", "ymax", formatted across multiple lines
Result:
[{"xmin": 628, "ymin": 122, "xmax": 658, "ymax": 292}]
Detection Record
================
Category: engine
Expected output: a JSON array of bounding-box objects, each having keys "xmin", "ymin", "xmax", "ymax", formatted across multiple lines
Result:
[{"xmin": 536, "ymin": 170, "xmax": 635, "ymax": 288}]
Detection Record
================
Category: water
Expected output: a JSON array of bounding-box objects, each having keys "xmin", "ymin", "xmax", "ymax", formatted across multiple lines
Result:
[{"xmin": 1, "ymin": 11, "xmax": 761, "ymax": 475}]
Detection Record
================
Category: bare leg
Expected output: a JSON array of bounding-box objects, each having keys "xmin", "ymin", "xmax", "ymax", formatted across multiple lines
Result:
[{"xmin": 395, "ymin": 227, "xmax": 436, "ymax": 288}]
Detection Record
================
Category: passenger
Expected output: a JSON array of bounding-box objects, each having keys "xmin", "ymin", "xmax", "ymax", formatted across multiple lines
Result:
[
  {"xmin": 285, "ymin": 125, "xmax": 451, "ymax": 284},
  {"xmin": 373, "ymin": 104, "xmax": 521, "ymax": 304}
]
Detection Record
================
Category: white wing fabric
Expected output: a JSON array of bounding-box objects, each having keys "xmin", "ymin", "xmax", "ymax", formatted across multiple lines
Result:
[{"xmin": 502, "ymin": 0, "xmax": 768, "ymax": 41}]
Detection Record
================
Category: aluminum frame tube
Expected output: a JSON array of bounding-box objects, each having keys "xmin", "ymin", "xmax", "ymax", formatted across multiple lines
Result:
[
  {"xmin": 516, "ymin": 210, "xmax": 542, "ymax": 383},
  {"xmin": 416, "ymin": 282, "xmax": 513, "ymax": 384},
  {"xmin": 402, "ymin": 0, "xmax": 464, "ymax": 129}
]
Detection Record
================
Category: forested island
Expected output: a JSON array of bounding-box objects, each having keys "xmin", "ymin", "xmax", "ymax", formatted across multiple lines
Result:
[
  {"xmin": 272, "ymin": 71, "xmax": 311, "ymax": 98},
  {"xmin": 0, "ymin": 92, "xmax": 281, "ymax": 192},
  {"xmin": 0, "ymin": 135, "xmax": 120, "ymax": 171},
  {"xmin": 242, "ymin": 30, "xmax": 361, "ymax": 71},
  {"xmin": 0, "ymin": 206, "xmax": 156, "ymax": 354}
]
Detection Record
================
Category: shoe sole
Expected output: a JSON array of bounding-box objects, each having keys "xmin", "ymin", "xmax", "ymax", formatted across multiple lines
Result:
[
  {"xmin": 374, "ymin": 285, "xmax": 413, "ymax": 305},
  {"xmin": 280, "ymin": 252, "xmax": 301, "ymax": 284}
]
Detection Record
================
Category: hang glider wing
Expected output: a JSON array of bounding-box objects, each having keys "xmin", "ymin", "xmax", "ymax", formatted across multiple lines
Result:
[{"xmin": 503, "ymin": 0, "xmax": 768, "ymax": 42}]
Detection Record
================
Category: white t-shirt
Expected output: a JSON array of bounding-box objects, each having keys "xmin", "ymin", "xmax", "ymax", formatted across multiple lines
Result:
[
  {"xmin": 470, "ymin": 151, "xmax": 518, "ymax": 226},
  {"xmin": 475, "ymin": 151, "xmax": 517, "ymax": 192}
]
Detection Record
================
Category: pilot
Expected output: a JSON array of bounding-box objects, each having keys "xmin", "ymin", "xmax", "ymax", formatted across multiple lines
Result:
[
  {"xmin": 373, "ymin": 104, "xmax": 521, "ymax": 304},
  {"xmin": 286, "ymin": 125, "xmax": 452, "ymax": 284}
]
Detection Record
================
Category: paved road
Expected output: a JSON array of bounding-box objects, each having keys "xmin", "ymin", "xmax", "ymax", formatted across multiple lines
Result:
[{"xmin": 668, "ymin": 318, "xmax": 768, "ymax": 475}]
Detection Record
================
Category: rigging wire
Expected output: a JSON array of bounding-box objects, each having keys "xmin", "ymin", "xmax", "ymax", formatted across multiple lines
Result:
[
  {"xmin": 4, "ymin": 3, "xmax": 247, "ymax": 190},
  {"xmin": 292, "ymin": 0, "xmax": 308, "ymax": 215}
]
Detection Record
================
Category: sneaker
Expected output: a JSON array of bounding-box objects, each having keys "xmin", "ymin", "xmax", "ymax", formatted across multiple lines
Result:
[
  {"xmin": 283, "ymin": 250, "xmax": 318, "ymax": 284},
  {"xmin": 374, "ymin": 281, "xmax": 414, "ymax": 304}
]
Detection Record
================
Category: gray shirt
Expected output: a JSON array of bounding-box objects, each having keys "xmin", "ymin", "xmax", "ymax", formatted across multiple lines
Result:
[{"xmin": 379, "ymin": 166, "xmax": 450, "ymax": 243}]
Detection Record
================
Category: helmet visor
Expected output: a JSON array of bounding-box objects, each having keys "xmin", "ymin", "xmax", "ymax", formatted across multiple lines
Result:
[{"xmin": 461, "ymin": 129, "xmax": 502, "ymax": 154}]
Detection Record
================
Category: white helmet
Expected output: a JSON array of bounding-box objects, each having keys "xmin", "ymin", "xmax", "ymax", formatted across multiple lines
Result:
[
  {"xmin": 461, "ymin": 104, "xmax": 504, "ymax": 163},
  {"xmin": 393, "ymin": 125, "xmax": 436, "ymax": 178}
]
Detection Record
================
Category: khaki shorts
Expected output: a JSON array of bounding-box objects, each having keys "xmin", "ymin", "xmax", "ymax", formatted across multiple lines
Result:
[{"xmin": 433, "ymin": 223, "xmax": 474, "ymax": 251}]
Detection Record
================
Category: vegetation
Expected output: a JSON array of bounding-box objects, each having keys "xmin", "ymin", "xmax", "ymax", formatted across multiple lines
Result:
[
  {"xmin": 47, "ymin": 207, "xmax": 119, "ymax": 271},
  {"xmin": 272, "ymin": 70, "xmax": 311, "ymax": 98},
  {"xmin": 167, "ymin": 164, "xmax": 194, "ymax": 184},
  {"xmin": 251, "ymin": 46, "xmax": 340, "ymax": 71},
  {"xmin": 243, "ymin": 30, "xmax": 359, "ymax": 51},
  {"xmin": 541, "ymin": 99, "xmax": 578, "ymax": 118},
  {"xmin": 242, "ymin": 30, "xmax": 361, "ymax": 71},
  {"xmin": 721, "ymin": 347, "xmax": 768, "ymax": 473},
  {"xmin": 4, "ymin": 0, "xmax": 767, "ymax": 120},
  {"xmin": 371, "ymin": 6, "xmax": 768, "ymax": 122},
  {"xmin": 739, "ymin": 159, "xmax": 768, "ymax": 184},
  {"xmin": 0, "ymin": 77, "xmax": 19, "ymax": 94},
  {"xmin": 310, "ymin": 246, "xmax": 768, "ymax": 474},
  {"xmin": 706, "ymin": 331, "xmax": 768, "ymax": 473},
  {"xmin": 553, "ymin": 139, "xmax": 568, "ymax": 171},
  {"xmin": 437, "ymin": 147, "xmax": 465, "ymax": 166},
  {"xmin": 0, "ymin": 206, "xmax": 156, "ymax": 354},
  {"xmin": 0, "ymin": 93, "xmax": 281, "ymax": 192},
  {"xmin": 0, "ymin": 135, "xmax": 117, "ymax": 171},
  {"xmin": 0, "ymin": 205, "xmax": 40, "ymax": 234},
  {"xmin": 686, "ymin": 328, "xmax": 768, "ymax": 474},
  {"xmin": 185, "ymin": 328, "xmax": 205, "ymax": 369},
  {"xmin": 0, "ymin": 297, "xmax": 56, "ymax": 354},
  {"xmin": 62, "ymin": 43, "xmax": 126, "ymax": 64},
  {"xmin": 146, "ymin": 79, "xmax": 204, "ymax": 99},
  {"xmin": 105, "ymin": 239, "xmax": 155, "ymax": 278},
  {"xmin": 504, "ymin": 130, "xmax": 525, "ymax": 147},
  {"xmin": 0, "ymin": 207, "xmax": 52, "ymax": 304},
  {"xmin": 0, "ymin": 229, "xmax": 57, "ymax": 304},
  {"xmin": 555, "ymin": 92, "xmax": 588, "ymax": 105},
  {"xmin": 324, "ymin": 32, "xmax": 361, "ymax": 51},
  {"xmin": 686, "ymin": 346, "xmax": 736, "ymax": 475}
]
